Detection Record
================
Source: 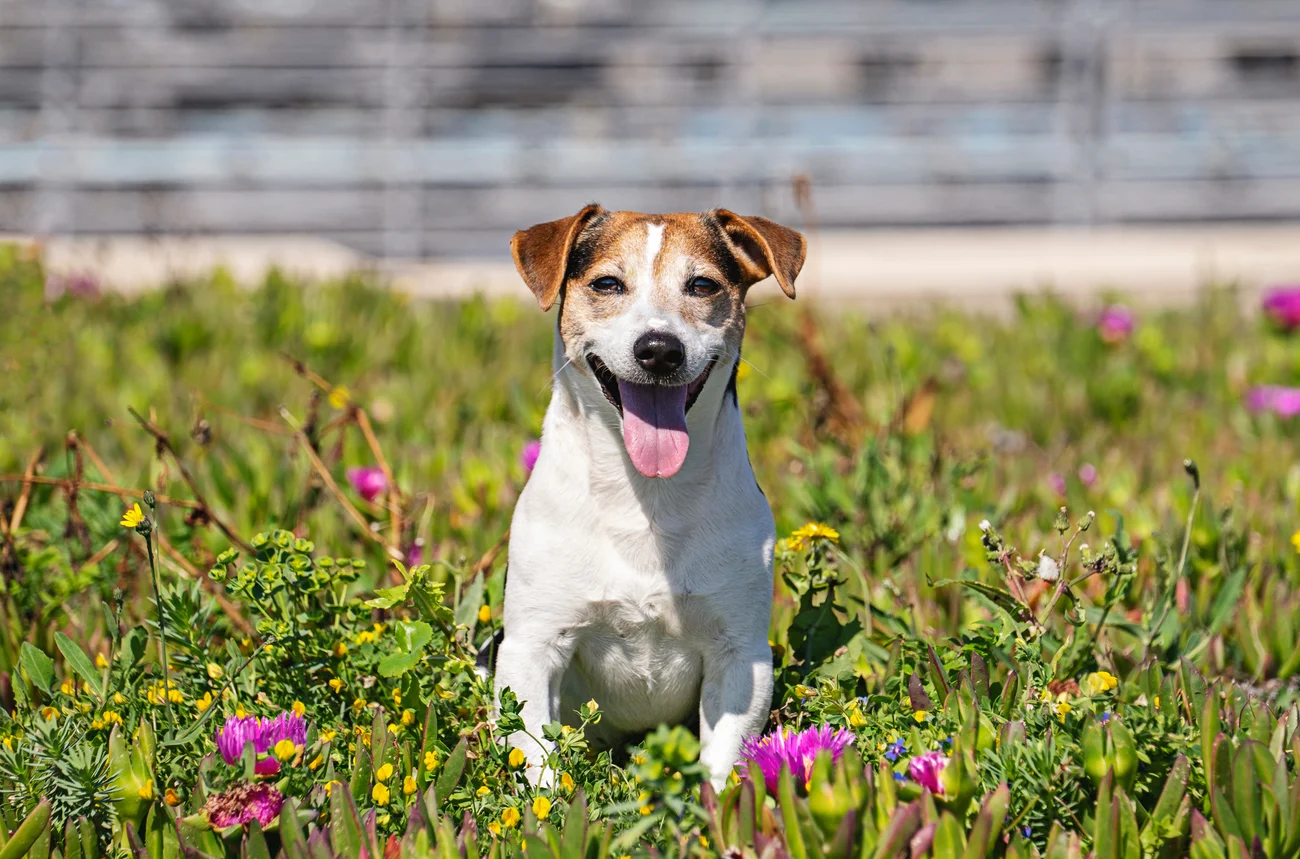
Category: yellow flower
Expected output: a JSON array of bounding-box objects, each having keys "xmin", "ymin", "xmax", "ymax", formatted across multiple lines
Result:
[
  {"xmin": 1292, "ymin": 529, "xmax": 1300, "ymax": 553},
  {"xmin": 321, "ymin": 729, "xmax": 338, "ymax": 744},
  {"xmin": 329, "ymin": 386, "xmax": 350, "ymax": 409},
  {"xmin": 333, "ymin": 643, "xmax": 348, "ymax": 657},
  {"xmin": 476, "ymin": 785, "xmax": 490, "ymax": 797},
  {"xmin": 372, "ymin": 783, "xmax": 390, "ymax": 805},
  {"xmin": 392, "ymin": 688, "xmax": 402, "ymax": 706},
  {"xmin": 1154, "ymin": 695, "xmax": 1161, "ymax": 710},
  {"xmin": 329, "ymin": 678, "xmax": 344, "ymax": 693},
  {"xmin": 1056, "ymin": 701, "xmax": 1072, "ymax": 722},
  {"xmin": 376, "ymin": 763, "xmax": 394, "ymax": 782},
  {"xmin": 165, "ymin": 788, "xmax": 181, "ymax": 807},
  {"xmin": 167, "ymin": 689, "xmax": 184, "ymax": 704},
  {"xmin": 355, "ymin": 631, "xmax": 375, "ymax": 645},
  {"xmin": 206, "ymin": 663, "xmax": 224, "ymax": 681},
  {"xmin": 195, "ymin": 692, "xmax": 213, "ymax": 713},
  {"xmin": 478, "ymin": 605, "xmax": 491, "ymax": 624},
  {"xmin": 793, "ymin": 684, "xmax": 818, "ymax": 699},
  {"xmin": 788, "ymin": 522, "xmax": 840, "ymax": 551},
  {"xmin": 308, "ymin": 754, "xmax": 323, "ymax": 771},
  {"xmin": 40, "ymin": 707, "xmax": 57, "ymax": 721},
  {"xmin": 500, "ymin": 807, "xmax": 521, "ymax": 829},
  {"xmin": 60, "ymin": 678, "xmax": 76, "ymax": 696},
  {"xmin": 102, "ymin": 710, "xmax": 122, "ymax": 726},
  {"xmin": 95, "ymin": 653, "xmax": 109, "ymax": 669},
  {"xmin": 274, "ymin": 739, "xmax": 298, "ymax": 763},
  {"xmin": 401, "ymin": 709, "xmax": 415, "ymax": 727},
  {"xmin": 849, "ymin": 710, "xmax": 868, "ymax": 728},
  {"xmin": 235, "ymin": 704, "xmax": 247, "ymax": 718},
  {"xmin": 560, "ymin": 772, "xmax": 575, "ymax": 793},
  {"xmin": 120, "ymin": 503, "xmax": 145, "ymax": 529},
  {"xmin": 387, "ymin": 724, "xmax": 401, "ymax": 736},
  {"xmin": 532, "ymin": 796, "xmax": 552, "ymax": 820},
  {"xmin": 290, "ymin": 700, "xmax": 306, "ymax": 718},
  {"xmin": 1085, "ymin": 671, "xmax": 1119, "ymax": 696},
  {"xmin": 324, "ymin": 781, "xmax": 338, "ymax": 797},
  {"xmin": 138, "ymin": 780, "xmax": 154, "ymax": 800},
  {"xmin": 424, "ymin": 750, "xmax": 439, "ymax": 770},
  {"xmin": 352, "ymin": 697, "xmax": 366, "ymax": 712},
  {"xmin": 488, "ymin": 822, "xmax": 501, "ymax": 836},
  {"xmin": 913, "ymin": 710, "xmax": 928, "ymax": 723},
  {"xmin": 112, "ymin": 692, "xmax": 127, "ymax": 705},
  {"xmin": 700, "ymin": 835, "xmax": 710, "ymax": 849},
  {"xmin": 508, "ymin": 748, "xmax": 526, "ymax": 769},
  {"xmin": 404, "ymin": 775, "xmax": 418, "ymax": 796}
]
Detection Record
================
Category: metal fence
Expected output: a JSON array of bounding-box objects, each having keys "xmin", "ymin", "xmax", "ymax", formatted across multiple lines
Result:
[{"xmin": 3, "ymin": 0, "xmax": 1300, "ymax": 259}]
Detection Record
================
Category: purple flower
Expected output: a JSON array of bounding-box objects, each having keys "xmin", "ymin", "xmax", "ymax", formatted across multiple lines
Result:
[
  {"xmin": 405, "ymin": 539, "xmax": 425, "ymax": 567},
  {"xmin": 908, "ymin": 751, "xmax": 949, "ymax": 795},
  {"xmin": 1262, "ymin": 286, "xmax": 1300, "ymax": 331},
  {"xmin": 1078, "ymin": 463, "xmax": 1098, "ymax": 487},
  {"xmin": 44, "ymin": 271, "xmax": 101, "ymax": 301},
  {"xmin": 345, "ymin": 466, "xmax": 387, "ymax": 502},
  {"xmin": 1097, "ymin": 305, "xmax": 1135, "ymax": 344},
  {"xmin": 1100, "ymin": 711, "xmax": 1112, "ymax": 723},
  {"xmin": 739, "ymin": 725, "xmax": 855, "ymax": 794},
  {"xmin": 1246, "ymin": 386, "xmax": 1300, "ymax": 419},
  {"xmin": 216, "ymin": 711, "xmax": 306, "ymax": 776},
  {"xmin": 884, "ymin": 738, "xmax": 907, "ymax": 762},
  {"xmin": 203, "ymin": 781, "xmax": 284, "ymax": 828},
  {"xmin": 521, "ymin": 440, "xmax": 541, "ymax": 474},
  {"xmin": 1048, "ymin": 472, "xmax": 1067, "ymax": 496}
]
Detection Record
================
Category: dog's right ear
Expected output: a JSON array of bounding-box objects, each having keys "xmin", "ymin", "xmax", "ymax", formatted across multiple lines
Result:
[{"xmin": 510, "ymin": 203, "xmax": 606, "ymax": 311}]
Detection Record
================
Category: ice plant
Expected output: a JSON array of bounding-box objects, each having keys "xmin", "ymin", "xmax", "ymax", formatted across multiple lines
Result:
[
  {"xmin": 739, "ymin": 725, "xmax": 855, "ymax": 793},
  {"xmin": 216, "ymin": 711, "xmax": 306, "ymax": 776},
  {"xmin": 203, "ymin": 781, "xmax": 284, "ymax": 828},
  {"xmin": 908, "ymin": 751, "xmax": 949, "ymax": 795},
  {"xmin": 345, "ymin": 466, "xmax": 388, "ymax": 502},
  {"xmin": 1097, "ymin": 305, "xmax": 1135, "ymax": 343},
  {"xmin": 1246, "ymin": 385, "xmax": 1300, "ymax": 419},
  {"xmin": 521, "ymin": 439, "xmax": 541, "ymax": 473},
  {"xmin": 1262, "ymin": 285, "xmax": 1300, "ymax": 331}
]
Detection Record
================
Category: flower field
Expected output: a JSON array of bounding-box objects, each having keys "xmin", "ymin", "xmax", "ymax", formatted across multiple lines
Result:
[{"xmin": 4, "ymin": 243, "xmax": 1300, "ymax": 858}]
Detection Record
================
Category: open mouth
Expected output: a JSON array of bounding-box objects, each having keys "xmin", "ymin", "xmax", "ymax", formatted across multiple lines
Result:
[{"xmin": 586, "ymin": 354, "xmax": 716, "ymax": 479}]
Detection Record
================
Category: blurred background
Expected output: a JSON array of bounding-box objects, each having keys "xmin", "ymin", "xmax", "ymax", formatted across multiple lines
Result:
[{"xmin": 5, "ymin": 0, "xmax": 1300, "ymax": 299}]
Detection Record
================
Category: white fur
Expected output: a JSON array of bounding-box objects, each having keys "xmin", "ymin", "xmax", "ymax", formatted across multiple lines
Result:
[{"xmin": 493, "ymin": 228, "xmax": 775, "ymax": 791}]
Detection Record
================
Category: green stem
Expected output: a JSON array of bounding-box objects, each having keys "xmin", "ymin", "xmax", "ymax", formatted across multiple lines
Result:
[
  {"xmin": 1147, "ymin": 480, "xmax": 1201, "ymax": 653},
  {"xmin": 144, "ymin": 534, "xmax": 176, "ymax": 730}
]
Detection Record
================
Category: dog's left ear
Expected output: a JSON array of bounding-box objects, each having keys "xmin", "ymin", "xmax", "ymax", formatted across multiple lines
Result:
[
  {"xmin": 713, "ymin": 210, "xmax": 806, "ymax": 299},
  {"xmin": 510, "ymin": 203, "xmax": 606, "ymax": 311}
]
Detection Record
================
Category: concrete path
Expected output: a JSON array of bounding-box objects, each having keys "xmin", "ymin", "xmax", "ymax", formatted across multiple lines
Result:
[{"xmin": 12, "ymin": 224, "xmax": 1300, "ymax": 311}]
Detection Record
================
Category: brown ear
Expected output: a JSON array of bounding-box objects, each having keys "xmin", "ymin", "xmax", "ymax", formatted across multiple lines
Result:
[
  {"xmin": 510, "ymin": 203, "xmax": 606, "ymax": 311},
  {"xmin": 713, "ymin": 210, "xmax": 806, "ymax": 299}
]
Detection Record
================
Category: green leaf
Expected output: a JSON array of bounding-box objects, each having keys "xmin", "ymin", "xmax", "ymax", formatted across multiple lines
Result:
[
  {"xmin": 377, "ymin": 621, "xmax": 433, "ymax": 678},
  {"xmin": 19, "ymin": 642, "xmax": 54, "ymax": 695},
  {"xmin": 365, "ymin": 584, "xmax": 410, "ymax": 610},
  {"xmin": 435, "ymin": 737, "xmax": 468, "ymax": 800},
  {"xmin": 55, "ymin": 633, "xmax": 103, "ymax": 700},
  {"xmin": 0, "ymin": 799, "xmax": 51, "ymax": 859}
]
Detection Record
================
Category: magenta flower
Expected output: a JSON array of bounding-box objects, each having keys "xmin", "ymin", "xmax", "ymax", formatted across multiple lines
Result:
[
  {"xmin": 216, "ymin": 711, "xmax": 306, "ymax": 776},
  {"xmin": 346, "ymin": 466, "xmax": 388, "ymax": 502},
  {"xmin": 1262, "ymin": 286, "xmax": 1300, "ymax": 331},
  {"xmin": 521, "ymin": 440, "xmax": 541, "ymax": 474},
  {"xmin": 1246, "ymin": 385, "xmax": 1300, "ymax": 419},
  {"xmin": 908, "ymin": 751, "xmax": 949, "ymax": 795},
  {"xmin": 739, "ymin": 725, "xmax": 855, "ymax": 793},
  {"xmin": 1078, "ymin": 463, "xmax": 1098, "ymax": 487},
  {"xmin": 1048, "ymin": 472, "xmax": 1066, "ymax": 496},
  {"xmin": 405, "ymin": 539, "xmax": 425, "ymax": 567},
  {"xmin": 203, "ymin": 781, "xmax": 284, "ymax": 828},
  {"xmin": 1097, "ymin": 305, "xmax": 1135, "ymax": 344}
]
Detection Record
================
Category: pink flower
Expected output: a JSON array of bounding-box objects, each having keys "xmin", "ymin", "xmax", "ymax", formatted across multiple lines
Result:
[
  {"xmin": 1262, "ymin": 286, "xmax": 1300, "ymax": 331},
  {"xmin": 1048, "ymin": 472, "xmax": 1067, "ymax": 496},
  {"xmin": 521, "ymin": 440, "xmax": 541, "ymax": 474},
  {"xmin": 1246, "ymin": 385, "xmax": 1300, "ymax": 419},
  {"xmin": 203, "ymin": 781, "xmax": 284, "ymax": 828},
  {"xmin": 739, "ymin": 725, "xmax": 855, "ymax": 794},
  {"xmin": 216, "ymin": 711, "xmax": 306, "ymax": 776},
  {"xmin": 405, "ymin": 539, "xmax": 425, "ymax": 567},
  {"xmin": 346, "ymin": 466, "xmax": 387, "ymax": 502},
  {"xmin": 1097, "ymin": 305, "xmax": 1135, "ymax": 344},
  {"xmin": 908, "ymin": 751, "xmax": 949, "ymax": 795},
  {"xmin": 1078, "ymin": 463, "xmax": 1098, "ymax": 487}
]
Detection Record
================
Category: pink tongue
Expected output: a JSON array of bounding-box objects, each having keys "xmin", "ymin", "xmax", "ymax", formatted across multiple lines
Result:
[{"xmin": 617, "ymin": 380, "xmax": 690, "ymax": 478}]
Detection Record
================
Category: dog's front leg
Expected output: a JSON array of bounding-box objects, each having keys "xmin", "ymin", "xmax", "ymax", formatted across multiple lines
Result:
[
  {"xmin": 493, "ymin": 629, "xmax": 574, "ymax": 787},
  {"xmin": 697, "ymin": 639, "xmax": 774, "ymax": 792}
]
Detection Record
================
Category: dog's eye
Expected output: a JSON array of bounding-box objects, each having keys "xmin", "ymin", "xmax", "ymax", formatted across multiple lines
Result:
[
  {"xmin": 589, "ymin": 276, "xmax": 624, "ymax": 295},
  {"xmin": 687, "ymin": 276, "xmax": 722, "ymax": 297}
]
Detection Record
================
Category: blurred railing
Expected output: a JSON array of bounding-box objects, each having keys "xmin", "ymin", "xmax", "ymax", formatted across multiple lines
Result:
[{"xmin": 3, "ymin": 0, "xmax": 1300, "ymax": 258}]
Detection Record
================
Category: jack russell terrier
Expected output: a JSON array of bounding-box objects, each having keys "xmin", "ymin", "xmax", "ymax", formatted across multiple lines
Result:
[{"xmin": 485, "ymin": 204, "xmax": 805, "ymax": 790}]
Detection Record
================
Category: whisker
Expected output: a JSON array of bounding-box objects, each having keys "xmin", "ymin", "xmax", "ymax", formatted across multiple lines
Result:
[{"xmin": 541, "ymin": 357, "xmax": 574, "ymax": 395}]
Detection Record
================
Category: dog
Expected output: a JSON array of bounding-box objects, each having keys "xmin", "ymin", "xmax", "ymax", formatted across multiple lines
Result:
[{"xmin": 486, "ymin": 204, "xmax": 805, "ymax": 790}]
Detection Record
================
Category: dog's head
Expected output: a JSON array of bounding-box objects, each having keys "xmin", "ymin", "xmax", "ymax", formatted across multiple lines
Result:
[{"xmin": 511, "ymin": 205, "xmax": 805, "ymax": 479}]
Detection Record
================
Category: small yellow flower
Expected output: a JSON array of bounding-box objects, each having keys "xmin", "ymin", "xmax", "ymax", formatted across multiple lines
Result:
[
  {"xmin": 913, "ymin": 710, "xmax": 928, "ymax": 723},
  {"xmin": 373, "ymin": 623, "xmax": 386, "ymax": 635},
  {"xmin": 788, "ymin": 522, "xmax": 840, "ymax": 551},
  {"xmin": 165, "ymin": 788, "xmax": 181, "ymax": 807},
  {"xmin": 329, "ymin": 385, "xmax": 350, "ymax": 409},
  {"xmin": 112, "ymin": 692, "xmax": 127, "ymax": 705},
  {"xmin": 352, "ymin": 697, "xmax": 366, "ymax": 712},
  {"xmin": 120, "ymin": 503, "xmax": 145, "ymax": 529},
  {"xmin": 1154, "ymin": 695, "xmax": 1161, "ymax": 710},
  {"xmin": 290, "ymin": 700, "xmax": 306, "ymax": 719},
  {"xmin": 424, "ymin": 750, "xmax": 439, "ymax": 770},
  {"xmin": 167, "ymin": 689, "xmax": 184, "ymax": 704},
  {"xmin": 308, "ymin": 754, "xmax": 323, "ymax": 771},
  {"xmin": 700, "ymin": 835, "xmax": 710, "ymax": 849},
  {"xmin": 321, "ymin": 729, "xmax": 338, "ymax": 744},
  {"xmin": 478, "ymin": 605, "xmax": 491, "ymax": 623},
  {"xmin": 95, "ymin": 653, "xmax": 109, "ymax": 669},
  {"xmin": 508, "ymin": 748, "xmax": 526, "ymax": 769},
  {"xmin": 488, "ymin": 822, "xmax": 501, "ymax": 836},
  {"xmin": 40, "ymin": 707, "xmax": 57, "ymax": 721},
  {"xmin": 324, "ymin": 781, "xmax": 338, "ymax": 797},
  {"xmin": 355, "ymin": 631, "xmax": 375, "ymax": 645},
  {"xmin": 1085, "ymin": 671, "xmax": 1119, "ymax": 696},
  {"xmin": 476, "ymin": 785, "xmax": 490, "ymax": 797},
  {"xmin": 532, "ymin": 796, "xmax": 552, "ymax": 820},
  {"xmin": 329, "ymin": 678, "xmax": 344, "ymax": 693},
  {"xmin": 195, "ymin": 692, "xmax": 213, "ymax": 714},
  {"xmin": 235, "ymin": 704, "xmax": 247, "ymax": 718},
  {"xmin": 585, "ymin": 699, "xmax": 599, "ymax": 712},
  {"xmin": 793, "ymin": 684, "xmax": 818, "ymax": 699},
  {"xmin": 376, "ymin": 763, "xmax": 394, "ymax": 782},
  {"xmin": 849, "ymin": 710, "xmax": 868, "ymax": 728},
  {"xmin": 404, "ymin": 775, "xmax": 418, "ymax": 796},
  {"xmin": 206, "ymin": 662, "xmax": 224, "ymax": 681},
  {"xmin": 138, "ymin": 780, "xmax": 154, "ymax": 800},
  {"xmin": 102, "ymin": 710, "xmax": 122, "ymax": 726},
  {"xmin": 387, "ymin": 724, "xmax": 401, "ymax": 736},
  {"xmin": 1056, "ymin": 701, "xmax": 1072, "ymax": 722},
  {"xmin": 60, "ymin": 678, "xmax": 76, "ymax": 696},
  {"xmin": 560, "ymin": 772, "xmax": 575, "ymax": 793},
  {"xmin": 333, "ymin": 643, "xmax": 348, "ymax": 657},
  {"xmin": 1292, "ymin": 529, "xmax": 1300, "ymax": 554},
  {"xmin": 401, "ymin": 709, "xmax": 415, "ymax": 727},
  {"xmin": 274, "ymin": 739, "xmax": 298, "ymax": 763},
  {"xmin": 372, "ymin": 783, "xmax": 390, "ymax": 805},
  {"xmin": 500, "ymin": 807, "xmax": 521, "ymax": 829}
]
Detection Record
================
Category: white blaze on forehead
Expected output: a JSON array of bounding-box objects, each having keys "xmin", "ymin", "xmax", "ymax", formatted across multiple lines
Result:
[{"xmin": 636, "ymin": 223, "xmax": 665, "ymax": 293}]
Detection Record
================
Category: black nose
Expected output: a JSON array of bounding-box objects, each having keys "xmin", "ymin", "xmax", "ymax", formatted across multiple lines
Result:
[{"xmin": 634, "ymin": 331, "xmax": 685, "ymax": 376}]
